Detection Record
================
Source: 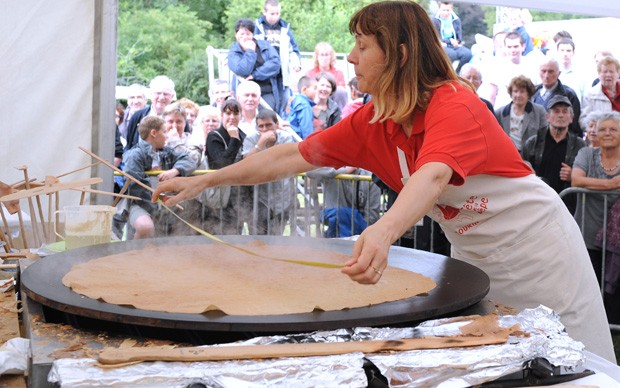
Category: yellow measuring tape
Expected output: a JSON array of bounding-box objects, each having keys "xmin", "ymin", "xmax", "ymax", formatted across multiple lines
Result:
[{"xmin": 159, "ymin": 200, "xmax": 343, "ymax": 269}]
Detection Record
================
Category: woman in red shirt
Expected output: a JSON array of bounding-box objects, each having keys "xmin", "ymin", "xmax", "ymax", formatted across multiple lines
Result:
[{"xmin": 155, "ymin": 1, "xmax": 614, "ymax": 362}]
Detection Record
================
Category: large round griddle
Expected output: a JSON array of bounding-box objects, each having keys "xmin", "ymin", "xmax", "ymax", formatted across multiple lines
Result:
[{"xmin": 21, "ymin": 235, "xmax": 489, "ymax": 333}]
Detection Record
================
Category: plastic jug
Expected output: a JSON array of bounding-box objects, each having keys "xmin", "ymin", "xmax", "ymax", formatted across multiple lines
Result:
[{"xmin": 55, "ymin": 205, "xmax": 116, "ymax": 250}]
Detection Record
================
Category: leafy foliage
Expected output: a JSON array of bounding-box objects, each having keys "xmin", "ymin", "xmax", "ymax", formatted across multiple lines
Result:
[
  {"xmin": 116, "ymin": 0, "xmax": 587, "ymax": 103},
  {"xmin": 454, "ymin": 3, "xmax": 488, "ymax": 46},
  {"xmin": 117, "ymin": 3, "xmax": 211, "ymax": 88}
]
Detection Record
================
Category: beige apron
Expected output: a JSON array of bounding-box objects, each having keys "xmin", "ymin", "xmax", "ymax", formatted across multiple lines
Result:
[{"xmin": 397, "ymin": 150, "xmax": 615, "ymax": 362}]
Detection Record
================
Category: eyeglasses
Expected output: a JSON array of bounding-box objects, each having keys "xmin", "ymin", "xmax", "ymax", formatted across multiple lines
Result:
[{"xmin": 153, "ymin": 91, "xmax": 174, "ymax": 98}]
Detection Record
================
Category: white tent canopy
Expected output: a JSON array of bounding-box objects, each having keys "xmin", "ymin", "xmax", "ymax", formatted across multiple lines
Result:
[
  {"xmin": 457, "ymin": 0, "xmax": 620, "ymax": 18},
  {"xmin": 1, "ymin": 1, "xmax": 116, "ymax": 209}
]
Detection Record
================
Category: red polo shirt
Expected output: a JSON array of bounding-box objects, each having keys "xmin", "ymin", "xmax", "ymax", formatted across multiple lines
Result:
[{"xmin": 298, "ymin": 82, "xmax": 532, "ymax": 193}]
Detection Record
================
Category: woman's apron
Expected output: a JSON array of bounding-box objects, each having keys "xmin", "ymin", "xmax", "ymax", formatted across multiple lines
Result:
[{"xmin": 397, "ymin": 149, "xmax": 615, "ymax": 362}]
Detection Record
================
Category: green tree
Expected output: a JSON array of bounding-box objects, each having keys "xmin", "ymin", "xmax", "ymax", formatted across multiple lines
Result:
[
  {"xmin": 222, "ymin": 0, "xmax": 378, "ymax": 53},
  {"xmin": 174, "ymin": 51, "xmax": 211, "ymax": 105},
  {"xmin": 454, "ymin": 3, "xmax": 488, "ymax": 47},
  {"xmin": 117, "ymin": 2, "xmax": 212, "ymax": 102}
]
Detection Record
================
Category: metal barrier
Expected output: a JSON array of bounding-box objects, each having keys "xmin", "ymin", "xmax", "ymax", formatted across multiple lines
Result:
[
  {"xmin": 116, "ymin": 170, "xmax": 447, "ymax": 251},
  {"xmin": 184, "ymin": 171, "xmax": 383, "ymax": 238},
  {"xmin": 559, "ymin": 187, "xmax": 620, "ymax": 331}
]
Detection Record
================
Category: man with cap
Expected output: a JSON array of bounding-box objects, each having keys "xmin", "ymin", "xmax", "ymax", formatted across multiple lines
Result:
[{"xmin": 522, "ymin": 95, "xmax": 586, "ymax": 213}]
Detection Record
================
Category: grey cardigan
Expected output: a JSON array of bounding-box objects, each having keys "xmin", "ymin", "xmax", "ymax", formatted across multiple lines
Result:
[{"xmin": 495, "ymin": 101, "xmax": 547, "ymax": 154}]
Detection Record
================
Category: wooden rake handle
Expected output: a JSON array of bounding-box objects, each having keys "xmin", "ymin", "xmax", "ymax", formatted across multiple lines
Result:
[
  {"xmin": 98, "ymin": 333, "xmax": 511, "ymax": 365},
  {"xmin": 79, "ymin": 147, "xmax": 183, "ymax": 210}
]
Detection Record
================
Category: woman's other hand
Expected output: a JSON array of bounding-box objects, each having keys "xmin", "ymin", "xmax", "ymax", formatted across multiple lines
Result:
[{"xmin": 341, "ymin": 223, "xmax": 395, "ymax": 284}]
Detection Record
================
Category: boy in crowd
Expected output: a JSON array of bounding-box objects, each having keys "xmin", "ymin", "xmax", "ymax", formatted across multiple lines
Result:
[
  {"xmin": 123, "ymin": 116, "xmax": 196, "ymax": 239},
  {"xmin": 254, "ymin": 0, "xmax": 302, "ymax": 97},
  {"xmin": 287, "ymin": 76, "xmax": 317, "ymax": 139}
]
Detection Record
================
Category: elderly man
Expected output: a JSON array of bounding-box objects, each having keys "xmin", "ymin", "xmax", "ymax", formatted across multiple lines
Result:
[
  {"xmin": 235, "ymin": 79, "xmax": 299, "ymax": 141},
  {"xmin": 235, "ymin": 80, "xmax": 262, "ymax": 137},
  {"xmin": 118, "ymin": 83, "xmax": 147, "ymax": 140},
  {"xmin": 124, "ymin": 75, "xmax": 190, "ymax": 151},
  {"xmin": 459, "ymin": 63, "xmax": 494, "ymax": 112},
  {"xmin": 531, "ymin": 58, "xmax": 581, "ymax": 136},
  {"xmin": 522, "ymin": 95, "xmax": 586, "ymax": 213},
  {"xmin": 209, "ymin": 79, "xmax": 232, "ymax": 110}
]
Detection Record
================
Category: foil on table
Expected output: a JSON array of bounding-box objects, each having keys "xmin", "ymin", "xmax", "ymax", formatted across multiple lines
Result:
[{"xmin": 48, "ymin": 305, "xmax": 585, "ymax": 387}]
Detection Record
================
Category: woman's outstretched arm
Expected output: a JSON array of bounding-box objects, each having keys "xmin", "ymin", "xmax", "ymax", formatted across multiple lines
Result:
[{"xmin": 152, "ymin": 143, "xmax": 318, "ymax": 206}]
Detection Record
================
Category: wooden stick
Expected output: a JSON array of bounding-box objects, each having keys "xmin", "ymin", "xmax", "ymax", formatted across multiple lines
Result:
[
  {"xmin": 79, "ymin": 147, "xmax": 153, "ymax": 193},
  {"xmin": 0, "ymin": 206, "xmax": 14, "ymax": 250},
  {"xmin": 0, "ymin": 177, "xmax": 103, "ymax": 202},
  {"xmin": 70, "ymin": 187, "xmax": 142, "ymax": 201},
  {"xmin": 46, "ymin": 176, "xmax": 58, "ymax": 242},
  {"xmin": 10, "ymin": 178, "xmax": 38, "ymax": 190},
  {"xmin": 0, "ymin": 225, "xmax": 9, "ymax": 253},
  {"xmin": 79, "ymin": 147, "xmax": 183, "ymax": 211},
  {"xmin": 55, "ymin": 162, "xmax": 101, "ymax": 179},
  {"xmin": 112, "ymin": 179, "xmax": 131, "ymax": 207},
  {"xmin": 98, "ymin": 332, "xmax": 512, "ymax": 365},
  {"xmin": 55, "ymin": 192, "xmax": 60, "ymax": 240},
  {"xmin": 0, "ymin": 252, "xmax": 31, "ymax": 259},
  {"xmin": 47, "ymin": 194, "xmax": 53, "ymax": 244},
  {"xmin": 35, "ymin": 191, "xmax": 48, "ymax": 242},
  {"xmin": 0, "ymin": 264, "xmax": 17, "ymax": 270},
  {"xmin": 80, "ymin": 190, "xmax": 86, "ymax": 205},
  {"xmin": 15, "ymin": 207, "xmax": 28, "ymax": 249},
  {"xmin": 17, "ymin": 166, "xmax": 41, "ymax": 247}
]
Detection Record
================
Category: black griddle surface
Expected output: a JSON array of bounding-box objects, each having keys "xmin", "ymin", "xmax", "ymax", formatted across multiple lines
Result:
[{"xmin": 21, "ymin": 235, "xmax": 489, "ymax": 333}]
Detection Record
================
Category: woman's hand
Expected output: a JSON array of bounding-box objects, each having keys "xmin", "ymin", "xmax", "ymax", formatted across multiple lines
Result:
[
  {"xmin": 341, "ymin": 162, "xmax": 453, "ymax": 285},
  {"xmin": 341, "ymin": 222, "xmax": 398, "ymax": 284},
  {"xmin": 152, "ymin": 175, "xmax": 208, "ymax": 207}
]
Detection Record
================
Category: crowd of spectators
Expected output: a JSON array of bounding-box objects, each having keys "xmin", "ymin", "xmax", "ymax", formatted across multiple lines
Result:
[{"xmin": 114, "ymin": 1, "xmax": 620, "ymax": 319}]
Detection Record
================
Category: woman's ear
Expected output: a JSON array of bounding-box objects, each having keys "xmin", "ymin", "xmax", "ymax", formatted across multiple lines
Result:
[{"xmin": 399, "ymin": 44, "xmax": 409, "ymax": 68}]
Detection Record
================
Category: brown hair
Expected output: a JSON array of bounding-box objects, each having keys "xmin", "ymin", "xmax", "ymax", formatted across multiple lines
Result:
[
  {"xmin": 177, "ymin": 97, "xmax": 199, "ymax": 116},
  {"xmin": 315, "ymin": 71, "xmax": 337, "ymax": 95},
  {"xmin": 221, "ymin": 98, "xmax": 242, "ymax": 114},
  {"xmin": 504, "ymin": 31, "xmax": 524, "ymax": 45},
  {"xmin": 348, "ymin": 1, "xmax": 464, "ymax": 124},
  {"xmin": 507, "ymin": 75, "xmax": 536, "ymax": 98},
  {"xmin": 138, "ymin": 116, "xmax": 164, "ymax": 140}
]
